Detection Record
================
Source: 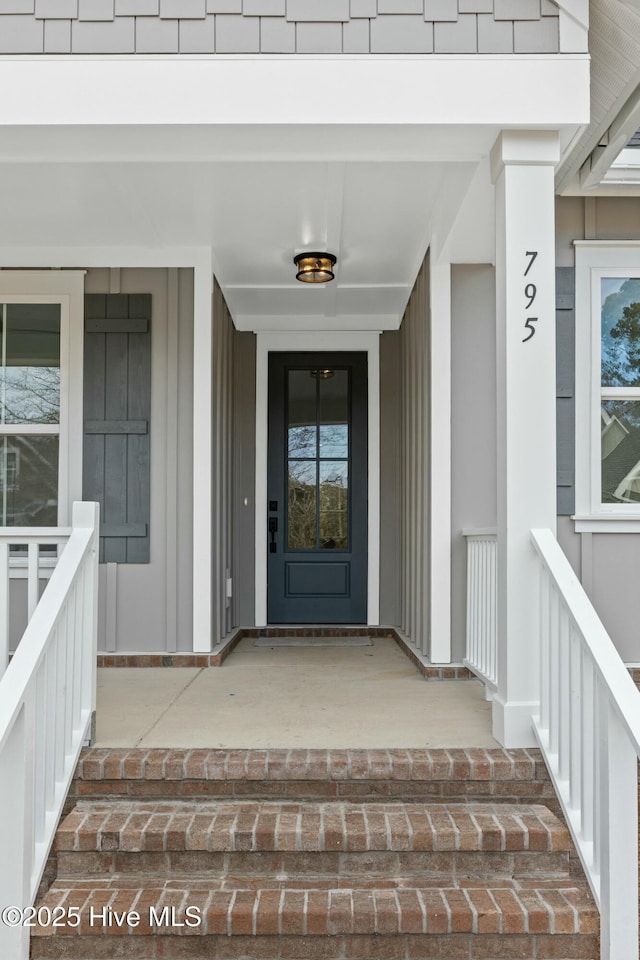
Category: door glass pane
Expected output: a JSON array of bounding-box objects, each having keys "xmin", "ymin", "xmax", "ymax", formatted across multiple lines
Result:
[
  {"xmin": 0, "ymin": 435, "xmax": 59, "ymax": 525},
  {"xmin": 319, "ymin": 460, "xmax": 348, "ymax": 549},
  {"xmin": 288, "ymin": 370, "xmax": 317, "ymax": 458},
  {"xmin": 601, "ymin": 278, "xmax": 640, "ymax": 388},
  {"xmin": 319, "ymin": 369, "xmax": 349, "ymax": 458},
  {"xmin": 288, "ymin": 460, "xmax": 317, "ymax": 549}
]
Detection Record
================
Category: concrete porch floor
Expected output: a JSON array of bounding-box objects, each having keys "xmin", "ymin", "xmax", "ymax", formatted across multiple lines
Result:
[{"xmin": 94, "ymin": 638, "xmax": 498, "ymax": 749}]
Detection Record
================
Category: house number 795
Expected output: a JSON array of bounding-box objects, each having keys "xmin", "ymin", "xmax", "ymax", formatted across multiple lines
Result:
[{"xmin": 523, "ymin": 251, "xmax": 538, "ymax": 342}]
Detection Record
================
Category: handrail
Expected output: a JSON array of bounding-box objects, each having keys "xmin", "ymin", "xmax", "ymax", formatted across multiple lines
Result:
[
  {"xmin": 0, "ymin": 502, "xmax": 99, "ymax": 960},
  {"xmin": 531, "ymin": 527, "xmax": 640, "ymax": 960}
]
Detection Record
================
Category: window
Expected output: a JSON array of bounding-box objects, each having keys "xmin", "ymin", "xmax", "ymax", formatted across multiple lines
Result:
[
  {"xmin": 0, "ymin": 303, "xmax": 61, "ymax": 526},
  {"xmin": 575, "ymin": 244, "xmax": 640, "ymax": 530},
  {"xmin": 0, "ymin": 273, "xmax": 84, "ymax": 529}
]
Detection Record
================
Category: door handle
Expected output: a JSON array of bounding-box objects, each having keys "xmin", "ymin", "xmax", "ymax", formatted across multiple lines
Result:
[{"xmin": 269, "ymin": 516, "xmax": 278, "ymax": 553}]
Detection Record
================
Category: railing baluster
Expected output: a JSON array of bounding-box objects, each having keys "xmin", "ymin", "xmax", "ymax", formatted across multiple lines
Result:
[
  {"xmin": 464, "ymin": 532, "xmax": 497, "ymax": 691},
  {"xmin": 581, "ymin": 653, "xmax": 594, "ymax": 844},
  {"xmin": 593, "ymin": 681, "xmax": 602, "ymax": 880},
  {"xmin": 558, "ymin": 606, "xmax": 570, "ymax": 781},
  {"xmin": 64, "ymin": 583, "xmax": 76, "ymax": 757},
  {"xmin": 569, "ymin": 626, "xmax": 581, "ymax": 812},
  {"xmin": 548, "ymin": 584, "xmax": 559, "ymax": 756},
  {"xmin": 540, "ymin": 568, "xmax": 550, "ymax": 731},
  {"xmin": 72, "ymin": 568, "xmax": 85, "ymax": 732},
  {"xmin": 33, "ymin": 664, "xmax": 47, "ymax": 847},
  {"xmin": 488, "ymin": 537, "xmax": 496, "ymax": 684},
  {"xmin": 44, "ymin": 642, "xmax": 57, "ymax": 813},
  {"xmin": 54, "ymin": 607, "xmax": 68, "ymax": 786}
]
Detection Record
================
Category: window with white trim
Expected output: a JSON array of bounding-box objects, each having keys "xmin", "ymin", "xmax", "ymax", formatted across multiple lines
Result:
[
  {"xmin": 575, "ymin": 243, "xmax": 640, "ymax": 529},
  {"xmin": 0, "ymin": 273, "xmax": 84, "ymax": 529},
  {"xmin": 0, "ymin": 302, "xmax": 61, "ymax": 526}
]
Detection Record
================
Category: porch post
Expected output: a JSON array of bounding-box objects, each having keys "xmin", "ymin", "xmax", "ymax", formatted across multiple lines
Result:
[
  {"xmin": 193, "ymin": 251, "xmax": 214, "ymax": 652},
  {"xmin": 491, "ymin": 131, "xmax": 559, "ymax": 747}
]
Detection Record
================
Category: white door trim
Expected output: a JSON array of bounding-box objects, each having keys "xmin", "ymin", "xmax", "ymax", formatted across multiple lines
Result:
[{"xmin": 255, "ymin": 331, "xmax": 380, "ymax": 627}]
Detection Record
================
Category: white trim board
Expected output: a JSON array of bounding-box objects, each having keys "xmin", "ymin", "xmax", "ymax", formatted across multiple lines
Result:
[
  {"xmin": 575, "ymin": 244, "xmax": 640, "ymax": 528},
  {"xmin": 254, "ymin": 331, "xmax": 381, "ymax": 627},
  {"xmin": 0, "ymin": 56, "xmax": 589, "ymax": 129},
  {"xmin": 0, "ymin": 271, "xmax": 85, "ymax": 528}
]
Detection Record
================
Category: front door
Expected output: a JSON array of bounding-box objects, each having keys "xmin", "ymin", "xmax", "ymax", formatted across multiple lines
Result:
[{"xmin": 267, "ymin": 352, "xmax": 368, "ymax": 623}]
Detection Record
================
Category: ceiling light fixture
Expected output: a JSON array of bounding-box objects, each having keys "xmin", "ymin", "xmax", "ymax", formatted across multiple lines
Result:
[
  {"xmin": 310, "ymin": 369, "xmax": 335, "ymax": 379},
  {"xmin": 294, "ymin": 252, "xmax": 337, "ymax": 284}
]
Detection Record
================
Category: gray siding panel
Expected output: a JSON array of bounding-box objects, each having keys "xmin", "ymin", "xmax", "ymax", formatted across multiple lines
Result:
[
  {"xmin": 0, "ymin": 0, "xmax": 561, "ymax": 52},
  {"xmin": 451, "ymin": 265, "xmax": 497, "ymax": 663},
  {"xmin": 379, "ymin": 330, "xmax": 401, "ymax": 628},
  {"xmin": 83, "ymin": 294, "xmax": 151, "ymax": 564},
  {"xmin": 556, "ymin": 266, "xmax": 575, "ymax": 516},
  {"xmin": 398, "ymin": 254, "xmax": 431, "ymax": 657}
]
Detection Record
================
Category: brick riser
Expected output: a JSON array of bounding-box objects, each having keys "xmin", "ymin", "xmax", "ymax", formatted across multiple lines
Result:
[
  {"xmin": 31, "ymin": 749, "xmax": 599, "ymax": 959},
  {"xmin": 68, "ymin": 747, "xmax": 561, "ymax": 808}
]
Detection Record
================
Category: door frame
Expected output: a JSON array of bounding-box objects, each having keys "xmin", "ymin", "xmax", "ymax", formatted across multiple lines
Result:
[{"xmin": 255, "ymin": 331, "xmax": 380, "ymax": 626}]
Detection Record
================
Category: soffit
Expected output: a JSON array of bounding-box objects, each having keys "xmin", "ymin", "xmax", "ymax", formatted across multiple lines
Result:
[{"xmin": 557, "ymin": 0, "xmax": 640, "ymax": 192}]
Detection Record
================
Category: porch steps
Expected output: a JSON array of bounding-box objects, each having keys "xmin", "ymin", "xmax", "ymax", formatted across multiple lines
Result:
[{"xmin": 30, "ymin": 749, "xmax": 599, "ymax": 959}]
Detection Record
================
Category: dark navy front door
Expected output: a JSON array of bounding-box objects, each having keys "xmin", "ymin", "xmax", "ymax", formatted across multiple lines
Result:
[{"xmin": 267, "ymin": 352, "xmax": 368, "ymax": 624}]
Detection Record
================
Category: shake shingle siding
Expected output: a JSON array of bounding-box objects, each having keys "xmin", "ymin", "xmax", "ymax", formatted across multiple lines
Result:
[{"xmin": 0, "ymin": 0, "xmax": 560, "ymax": 53}]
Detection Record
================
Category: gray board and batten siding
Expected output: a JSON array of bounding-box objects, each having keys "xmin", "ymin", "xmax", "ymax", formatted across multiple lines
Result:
[
  {"xmin": 83, "ymin": 293, "xmax": 151, "ymax": 565},
  {"xmin": 448, "ymin": 262, "xmax": 575, "ymax": 663},
  {"xmin": 83, "ymin": 268, "xmax": 195, "ymax": 654},
  {"xmin": 553, "ymin": 196, "xmax": 640, "ymax": 664},
  {"xmin": 0, "ymin": 1, "xmax": 561, "ymax": 55}
]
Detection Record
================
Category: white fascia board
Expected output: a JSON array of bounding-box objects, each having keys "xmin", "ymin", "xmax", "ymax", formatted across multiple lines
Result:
[{"xmin": 0, "ymin": 55, "xmax": 589, "ymax": 129}]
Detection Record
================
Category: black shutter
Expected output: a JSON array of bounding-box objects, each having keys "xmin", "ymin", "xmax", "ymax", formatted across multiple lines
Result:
[
  {"xmin": 83, "ymin": 294, "xmax": 151, "ymax": 563},
  {"xmin": 556, "ymin": 267, "xmax": 575, "ymax": 516}
]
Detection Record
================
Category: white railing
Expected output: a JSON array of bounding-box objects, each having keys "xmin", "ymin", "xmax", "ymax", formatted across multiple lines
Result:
[
  {"xmin": 531, "ymin": 528, "xmax": 640, "ymax": 960},
  {"xmin": 0, "ymin": 502, "xmax": 99, "ymax": 960},
  {"xmin": 463, "ymin": 529, "xmax": 497, "ymax": 691},
  {"xmin": 0, "ymin": 528, "xmax": 73, "ymax": 682}
]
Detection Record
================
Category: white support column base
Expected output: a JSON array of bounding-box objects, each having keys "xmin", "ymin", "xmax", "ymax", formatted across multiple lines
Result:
[{"xmin": 492, "ymin": 696, "xmax": 538, "ymax": 748}]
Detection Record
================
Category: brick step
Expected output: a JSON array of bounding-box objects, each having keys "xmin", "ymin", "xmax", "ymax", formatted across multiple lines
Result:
[
  {"xmin": 54, "ymin": 800, "xmax": 571, "ymax": 882},
  {"xmin": 71, "ymin": 747, "xmax": 558, "ymax": 806},
  {"xmin": 30, "ymin": 879, "xmax": 599, "ymax": 960}
]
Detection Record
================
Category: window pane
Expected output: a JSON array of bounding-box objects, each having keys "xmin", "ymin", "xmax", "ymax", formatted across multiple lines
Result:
[
  {"xmin": 601, "ymin": 399, "xmax": 640, "ymax": 503},
  {"xmin": 319, "ymin": 460, "xmax": 348, "ymax": 549},
  {"xmin": 601, "ymin": 278, "xmax": 640, "ymax": 387},
  {"xmin": 287, "ymin": 370, "xmax": 316, "ymax": 458},
  {"xmin": 319, "ymin": 369, "xmax": 349, "ymax": 459},
  {"xmin": 288, "ymin": 460, "xmax": 316, "ymax": 549},
  {"xmin": 1, "ymin": 304, "xmax": 61, "ymax": 425},
  {"xmin": 0, "ymin": 435, "xmax": 58, "ymax": 525}
]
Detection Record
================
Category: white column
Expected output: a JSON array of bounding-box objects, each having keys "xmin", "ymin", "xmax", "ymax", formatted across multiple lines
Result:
[
  {"xmin": 491, "ymin": 131, "xmax": 559, "ymax": 747},
  {"xmin": 429, "ymin": 257, "xmax": 452, "ymax": 663},
  {"xmin": 192, "ymin": 252, "xmax": 214, "ymax": 652}
]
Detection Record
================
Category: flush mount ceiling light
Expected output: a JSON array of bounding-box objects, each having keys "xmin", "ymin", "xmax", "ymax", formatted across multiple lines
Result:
[
  {"xmin": 294, "ymin": 252, "xmax": 337, "ymax": 283},
  {"xmin": 310, "ymin": 368, "xmax": 335, "ymax": 379}
]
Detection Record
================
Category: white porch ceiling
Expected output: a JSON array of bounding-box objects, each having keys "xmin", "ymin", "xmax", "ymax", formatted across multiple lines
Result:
[{"xmin": 0, "ymin": 134, "xmax": 492, "ymax": 329}]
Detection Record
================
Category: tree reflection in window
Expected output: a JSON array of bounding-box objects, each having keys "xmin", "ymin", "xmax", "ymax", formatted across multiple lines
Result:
[{"xmin": 286, "ymin": 367, "xmax": 350, "ymax": 550}]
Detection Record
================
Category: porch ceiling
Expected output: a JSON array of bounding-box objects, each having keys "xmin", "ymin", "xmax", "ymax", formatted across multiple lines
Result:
[{"xmin": 0, "ymin": 123, "xmax": 507, "ymax": 327}]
